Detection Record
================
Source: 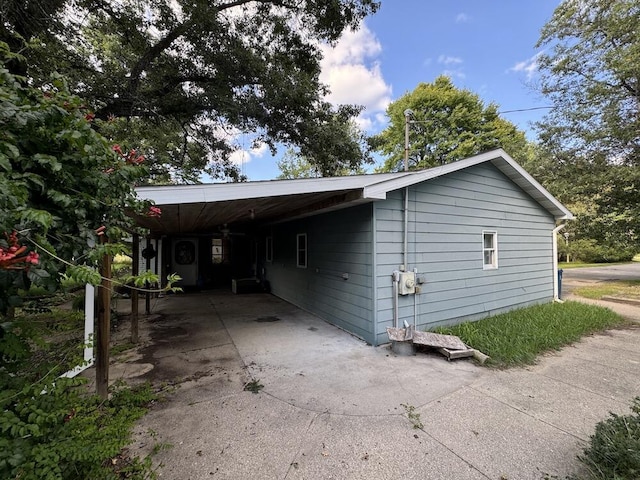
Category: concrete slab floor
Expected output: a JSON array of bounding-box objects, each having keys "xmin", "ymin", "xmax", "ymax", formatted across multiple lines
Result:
[{"xmin": 93, "ymin": 291, "xmax": 640, "ymax": 480}]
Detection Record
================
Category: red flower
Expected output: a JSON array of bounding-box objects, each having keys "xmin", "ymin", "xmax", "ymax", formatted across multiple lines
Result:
[
  {"xmin": 122, "ymin": 149, "xmax": 145, "ymax": 165},
  {"xmin": 112, "ymin": 144, "xmax": 123, "ymax": 155},
  {"xmin": 85, "ymin": 112, "xmax": 95, "ymax": 122},
  {"xmin": 147, "ymin": 206, "xmax": 162, "ymax": 218},
  {"xmin": 26, "ymin": 251, "xmax": 39, "ymax": 265},
  {"xmin": 0, "ymin": 231, "xmax": 39, "ymax": 269}
]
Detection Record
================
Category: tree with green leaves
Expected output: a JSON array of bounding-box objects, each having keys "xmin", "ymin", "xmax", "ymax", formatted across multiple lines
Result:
[
  {"xmin": 277, "ymin": 147, "xmax": 366, "ymax": 179},
  {"xmin": 536, "ymin": 0, "xmax": 640, "ymax": 163},
  {"xmin": 277, "ymin": 150, "xmax": 321, "ymax": 179},
  {"xmin": 371, "ymin": 76, "xmax": 533, "ymax": 172},
  {"xmin": 0, "ymin": 44, "xmax": 156, "ymax": 315},
  {"xmin": 1, "ymin": 0, "xmax": 379, "ymax": 182},
  {"xmin": 534, "ymin": 0, "xmax": 640, "ymax": 258},
  {"xmin": 277, "ymin": 107, "xmax": 370, "ymax": 178}
]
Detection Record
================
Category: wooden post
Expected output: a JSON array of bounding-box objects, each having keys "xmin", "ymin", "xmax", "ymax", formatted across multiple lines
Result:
[
  {"xmin": 131, "ymin": 233, "xmax": 139, "ymax": 344},
  {"xmin": 145, "ymin": 237, "xmax": 151, "ymax": 315},
  {"xmin": 96, "ymin": 236, "xmax": 112, "ymax": 399}
]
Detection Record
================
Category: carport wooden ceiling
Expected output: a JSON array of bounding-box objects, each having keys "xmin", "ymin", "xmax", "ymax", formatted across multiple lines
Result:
[{"xmin": 134, "ymin": 189, "xmax": 367, "ymax": 235}]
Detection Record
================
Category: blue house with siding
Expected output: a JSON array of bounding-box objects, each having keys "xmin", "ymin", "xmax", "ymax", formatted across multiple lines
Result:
[{"xmin": 135, "ymin": 149, "xmax": 573, "ymax": 346}]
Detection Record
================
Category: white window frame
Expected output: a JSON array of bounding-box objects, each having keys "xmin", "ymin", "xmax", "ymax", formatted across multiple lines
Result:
[
  {"xmin": 265, "ymin": 236, "xmax": 273, "ymax": 263},
  {"xmin": 211, "ymin": 237, "xmax": 225, "ymax": 264},
  {"xmin": 296, "ymin": 233, "xmax": 307, "ymax": 268},
  {"xmin": 482, "ymin": 230, "xmax": 498, "ymax": 270}
]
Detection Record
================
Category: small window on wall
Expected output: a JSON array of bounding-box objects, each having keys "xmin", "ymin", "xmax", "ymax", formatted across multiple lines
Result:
[
  {"xmin": 266, "ymin": 236, "xmax": 273, "ymax": 262},
  {"xmin": 211, "ymin": 238, "xmax": 224, "ymax": 264},
  {"xmin": 483, "ymin": 231, "xmax": 498, "ymax": 269},
  {"xmin": 296, "ymin": 233, "xmax": 307, "ymax": 268}
]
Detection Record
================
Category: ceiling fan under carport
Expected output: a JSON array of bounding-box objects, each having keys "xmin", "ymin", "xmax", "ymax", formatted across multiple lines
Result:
[{"xmin": 218, "ymin": 223, "xmax": 246, "ymax": 238}]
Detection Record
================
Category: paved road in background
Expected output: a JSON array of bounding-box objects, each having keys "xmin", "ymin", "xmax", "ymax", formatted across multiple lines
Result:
[{"xmin": 561, "ymin": 262, "xmax": 640, "ymax": 282}]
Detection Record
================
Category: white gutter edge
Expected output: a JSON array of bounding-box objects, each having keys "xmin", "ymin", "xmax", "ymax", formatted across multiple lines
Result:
[{"xmin": 552, "ymin": 224, "xmax": 566, "ymax": 302}]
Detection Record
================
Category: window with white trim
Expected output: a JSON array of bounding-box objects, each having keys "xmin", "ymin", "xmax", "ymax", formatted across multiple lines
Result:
[
  {"xmin": 482, "ymin": 231, "xmax": 498, "ymax": 269},
  {"xmin": 265, "ymin": 236, "xmax": 273, "ymax": 262},
  {"xmin": 296, "ymin": 233, "xmax": 307, "ymax": 268},
  {"xmin": 211, "ymin": 238, "xmax": 224, "ymax": 264}
]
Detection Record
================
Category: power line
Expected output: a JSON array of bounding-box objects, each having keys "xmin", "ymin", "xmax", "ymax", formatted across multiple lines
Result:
[
  {"xmin": 406, "ymin": 105, "xmax": 554, "ymax": 123},
  {"xmin": 498, "ymin": 106, "xmax": 554, "ymax": 114}
]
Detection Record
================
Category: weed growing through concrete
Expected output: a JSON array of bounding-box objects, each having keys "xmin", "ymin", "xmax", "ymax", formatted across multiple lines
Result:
[
  {"xmin": 151, "ymin": 443, "xmax": 173, "ymax": 455},
  {"xmin": 244, "ymin": 379, "xmax": 264, "ymax": 394},
  {"xmin": 401, "ymin": 403, "xmax": 423, "ymax": 429}
]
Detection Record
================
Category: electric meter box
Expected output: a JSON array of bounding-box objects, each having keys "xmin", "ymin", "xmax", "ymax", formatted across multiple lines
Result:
[{"xmin": 398, "ymin": 271, "xmax": 416, "ymax": 295}]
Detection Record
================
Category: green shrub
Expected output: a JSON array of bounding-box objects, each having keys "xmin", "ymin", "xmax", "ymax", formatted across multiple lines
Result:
[
  {"xmin": 564, "ymin": 239, "xmax": 635, "ymax": 263},
  {"xmin": 0, "ymin": 378, "xmax": 157, "ymax": 480},
  {"xmin": 576, "ymin": 397, "xmax": 640, "ymax": 480},
  {"xmin": 0, "ymin": 309, "xmax": 157, "ymax": 479}
]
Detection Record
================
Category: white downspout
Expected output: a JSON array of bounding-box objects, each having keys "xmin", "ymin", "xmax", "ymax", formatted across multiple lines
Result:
[{"xmin": 552, "ymin": 224, "xmax": 566, "ymax": 302}]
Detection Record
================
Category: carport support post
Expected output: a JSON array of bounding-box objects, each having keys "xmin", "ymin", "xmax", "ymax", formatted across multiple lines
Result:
[
  {"xmin": 131, "ymin": 233, "xmax": 139, "ymax": 343},
  {"xmin": 145, "ymin": 237, "xmax": 151, "ymax": 315},
  {"xmin": 96, "ymin": 236, "xmax": 112, "ymax": 399}
]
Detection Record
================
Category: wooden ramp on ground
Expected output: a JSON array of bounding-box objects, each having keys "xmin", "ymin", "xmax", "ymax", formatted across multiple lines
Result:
[{"xmin": 386, "ymin": 327, "xmax": 476, "ymax": 361}]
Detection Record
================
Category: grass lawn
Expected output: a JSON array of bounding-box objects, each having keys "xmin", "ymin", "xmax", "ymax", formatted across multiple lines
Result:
[
  {"xmin": 435, "ymin": 301, "xmax": 627, "ymax": 368},
  {"xmin": 558, "ymin": 261, "xmax": 631, "ymax": 269},
  {"xmin": 573, "ymin": 280, "xmax": 640, "ymax": 300}
]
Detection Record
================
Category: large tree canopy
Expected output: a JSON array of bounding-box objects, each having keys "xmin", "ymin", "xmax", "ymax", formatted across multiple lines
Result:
[
  {"xmin": 371, "ymin": 76, "xmax": 532, "ymax": 172},
  {"xmin": 1, "ymin": 0, "xmax": 379, "ymax": 182},
  {"xmin": 536, "ymin": 0, "xmax": 640, "ymax": 163},
  {"xmin": 534, "ymin": 0, "xmax": 640, "ymax": 257}
]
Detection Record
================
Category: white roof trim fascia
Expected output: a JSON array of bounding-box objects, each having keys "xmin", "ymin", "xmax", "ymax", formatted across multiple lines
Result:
[
  {"xmin": 362, "ymin": 149, "xmax": 573, "ymax": 220},
  {"xmin": 136, "ymin": 172, "xmax": 405, "ymax": 205},
  {"xmin": 492, "ymin": 151, "xmax": 574, "ymax": 220},
  {"xmin": 136, "ymin": 148, "xmax": 572, "ymax": 221},
  {"xmin": 363, "ymin": 150, "xmax": 506, "ymax": 198}
]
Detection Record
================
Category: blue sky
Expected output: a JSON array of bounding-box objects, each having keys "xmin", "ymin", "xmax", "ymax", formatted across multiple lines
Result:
[{"xmin": 235, "ymin": 1, "xmax": 561, "ymax": 181}]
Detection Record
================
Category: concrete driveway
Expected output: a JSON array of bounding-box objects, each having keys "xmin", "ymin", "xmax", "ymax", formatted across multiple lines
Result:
[{"xmin": 106, "ymin": 291, "xmax": 640, "ymax": 480}]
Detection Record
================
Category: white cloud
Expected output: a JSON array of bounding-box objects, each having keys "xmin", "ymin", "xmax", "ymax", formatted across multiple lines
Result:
[
  {"xmin": 508, "ymin": 52, "xmax": 542, "ymax": 80},
  {"xmin": 319, "ymin": 23, "xmax": 392, "ymax": 132},
  {"xmin": 442, "ymin": 69, "xmax": 466, "ymax": 80},
  {"xmin": 437, "ymin": 54, "xmax": 465, "ymax": 79},
  {"xmin": 321, "ymin": 62, "xmax": 390, "ymax": 112},
  {"xmin": 229, "ymin": 141, "xmax": 268, "ymax": 166},
  {"xmin": 438, "ymin": 55, "xmax": 463, "ymax": 66},
  {"xmin": 229, "ymin": 149, "xmax": 248, "ymax": 166},
  {"xmin": 455, "ymin": 13, "xmax": 470, "ymax": 23}
]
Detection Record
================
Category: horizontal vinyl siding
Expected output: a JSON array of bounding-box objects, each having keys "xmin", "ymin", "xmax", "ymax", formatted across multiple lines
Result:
[
  {"xmin": 267, "ymin": 204, "xmax": 375, "ymax": 344},
  {"xmin": 374, "ymin": 163, "xmax": 556, "ymax": 345}
]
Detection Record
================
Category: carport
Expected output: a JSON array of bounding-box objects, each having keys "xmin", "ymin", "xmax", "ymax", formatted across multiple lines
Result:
[
  {"xmin": 132, "ymin": 150, "xmax": 573, "ymax": 347},
  {"xmin": 133, "ymin": 176, "xmax": 393, "ymax": 290}
]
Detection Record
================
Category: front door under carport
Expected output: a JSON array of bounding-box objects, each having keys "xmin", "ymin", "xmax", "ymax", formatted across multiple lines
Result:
[{"xmin": 172, "ymin": 237, "xmax": 199, "ymax": 287}]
